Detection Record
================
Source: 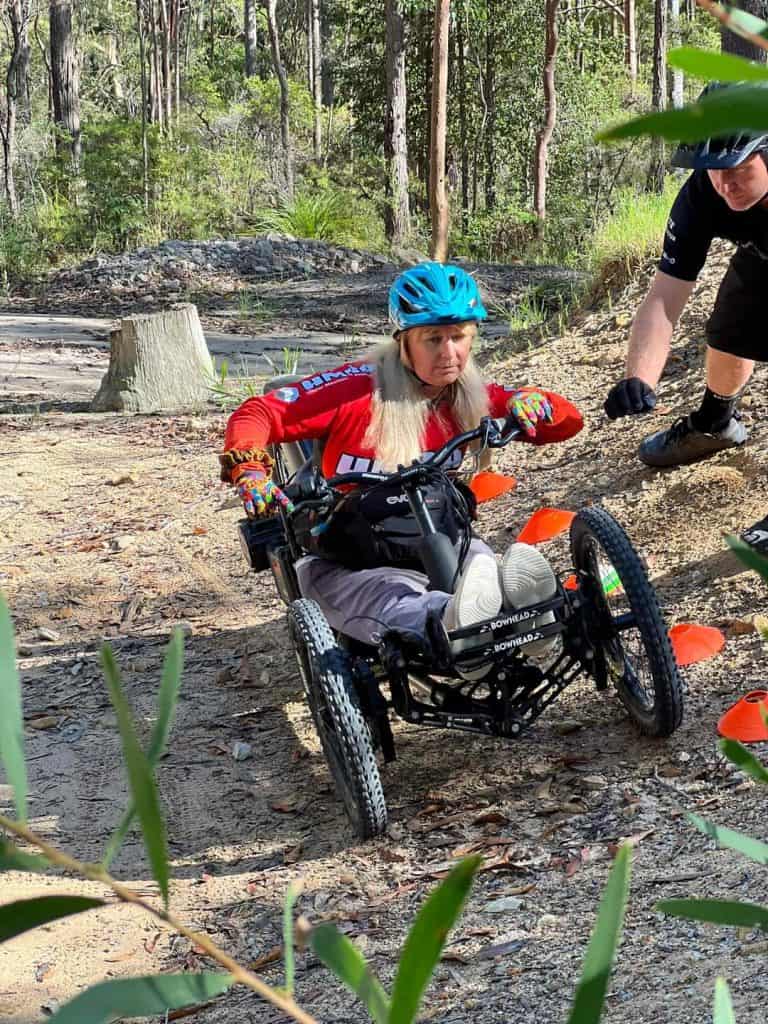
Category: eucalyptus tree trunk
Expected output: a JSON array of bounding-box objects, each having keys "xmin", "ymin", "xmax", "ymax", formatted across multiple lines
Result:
[
  {"xmin": 670, "ymin": 0, "xmax": 683, "ymax": 108},
  {"xmin": 105, "ymin": 0, "xmax": 125, "ymax": 102},
  {"xmin": 244, "ymin": 0, "xmax": 258, "ymax": 75},
  {"xmin": 384, "ymin": 0, "xmax": 410, "ymax": 244},
  {"xmin": 533, "ymin": 0, "xmax": 560, "ymax": 229},
  {"xmin": 50, "ymin": 0, "xmax": 81, "ymax": 174},
  {"xmin": 265, "ymin": 0, "xmax": 294, "ymax": 197},
  {"xmin": 722, "ymin": 0, "xmax": 768, "ymax": 60},
  {"xmin": 2, "ymin": 0, "xmax": 27, "ymax": 216},
  {"xmin": 455, "ymin": 0, "xmax": 469, "ymax": 228},
  {"xmin": 483, "ymin": 0, "xmax": 496, "ymax": 211},
  {"xmin": 429, "ymin": 0, "xmax": 449, "ymax": 261},
  {"xmin": 623, "ymin": 0, "xmax": 637, "ymax": 88},
  {"xmin": 15, "ymin": 10, "xmax": 31, "ymax": 124},
  {"xmin": 648, "ymin": 0, "xmax": 667, "ymax": 193},
  {"xmin": 311, "ymin": 0, "xmax": 322, "ymax": 159},
  {"xmin": 136, "ymin": 0, "xmax": 150, "ymax": 212}
]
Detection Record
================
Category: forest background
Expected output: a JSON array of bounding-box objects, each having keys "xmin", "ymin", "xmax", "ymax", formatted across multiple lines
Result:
[{"xmin": 1, "ymin": 0, "xmax": 766, "ymax": 290}]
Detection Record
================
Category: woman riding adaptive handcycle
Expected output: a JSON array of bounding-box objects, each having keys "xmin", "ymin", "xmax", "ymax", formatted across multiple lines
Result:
[{"xmin": 220, "ymin": 263, "xmax": 684, "ymax": 839}]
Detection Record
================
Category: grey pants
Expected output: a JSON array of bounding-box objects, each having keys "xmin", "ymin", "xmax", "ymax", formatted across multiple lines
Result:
[{"xmin": 295, "ymin": 537, "xmax": 494, "ymax": 646}]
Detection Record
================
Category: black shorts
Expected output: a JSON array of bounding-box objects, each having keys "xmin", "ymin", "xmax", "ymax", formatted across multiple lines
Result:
[{"xmin": 706, "ymin": 247, "xmax": 768, "ymax": 360}]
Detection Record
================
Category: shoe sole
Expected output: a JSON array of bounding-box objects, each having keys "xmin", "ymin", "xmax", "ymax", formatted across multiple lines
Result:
[
  {"xmin": 447, "ymin": 552, "xmax": 503, "ymax": 631},
  {"xmin": 501, "ymin": 543, "xmax": 557, "ymax": 656}
]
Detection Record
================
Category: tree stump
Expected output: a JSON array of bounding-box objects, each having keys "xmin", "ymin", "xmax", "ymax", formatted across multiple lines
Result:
[{"xmin": 91, "ymin": 303, "xmax": 214, "ymax": 413}]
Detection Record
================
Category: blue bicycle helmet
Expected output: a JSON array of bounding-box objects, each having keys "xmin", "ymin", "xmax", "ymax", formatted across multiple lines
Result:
[
  {"xmin": 388, "ymin": 262, "xmax": 487, "ymax": 332},
  {"xmin": 671, "ymin": 81, "xmax": 768, "ymax": 170}
]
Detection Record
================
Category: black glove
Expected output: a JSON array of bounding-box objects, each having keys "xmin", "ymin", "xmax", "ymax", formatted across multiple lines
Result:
[{"xmin": 604, "ymin": 377, "xmax": 657, "ymax": 420}]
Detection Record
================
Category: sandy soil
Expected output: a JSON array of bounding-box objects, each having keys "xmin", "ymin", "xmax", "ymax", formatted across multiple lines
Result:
[{"xmin": 2, "ymin": 244, "xmax": 768, "ymax": 1024}]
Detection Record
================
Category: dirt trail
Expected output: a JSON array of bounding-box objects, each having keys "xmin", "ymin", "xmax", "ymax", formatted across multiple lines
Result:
[{"xmin": 3, "ymin": 245, "xmax": 768, "ymax": 1023}]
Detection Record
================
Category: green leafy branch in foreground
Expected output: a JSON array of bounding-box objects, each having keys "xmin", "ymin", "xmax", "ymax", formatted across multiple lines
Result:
[
  {"xmin": 598, "ymin": 2, "xmax": 768, "ymax": 148},
  {"xmin": 647, "ymin": 536, "xmax": 768, "ymax": 1021},
  {"xmin": 0, "ymin": 588, "xmax": 640, "ymax": 1024}
]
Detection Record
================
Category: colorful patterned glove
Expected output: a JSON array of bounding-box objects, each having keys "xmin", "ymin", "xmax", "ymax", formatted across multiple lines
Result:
[
  {"xmin": 507, "ymin": 389, "xmax": 553, "ymax": 438},
  {"xmin": 233, "ymin": 463, "xmax": 295, "ymax": 519}
]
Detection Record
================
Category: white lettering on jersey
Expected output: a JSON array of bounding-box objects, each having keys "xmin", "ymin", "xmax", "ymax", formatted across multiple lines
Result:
[
  {"xmin": 333, "ymin": 447, "xmax": 463, "ymax": 475},
  {"xmin": 300, "ymin": 363, "xmax": 375, "ymax": 392}
]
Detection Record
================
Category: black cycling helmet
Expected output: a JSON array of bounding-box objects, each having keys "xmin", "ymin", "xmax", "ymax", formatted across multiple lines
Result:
[{"xmin": 671, "ymin": 81, "xmax": 768, "ymax": 170}]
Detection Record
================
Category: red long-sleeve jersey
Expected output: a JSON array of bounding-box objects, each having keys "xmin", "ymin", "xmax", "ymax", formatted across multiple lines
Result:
[{"xmin": 223, "ymin": 361, "xmax": 583, "ymax": 479}]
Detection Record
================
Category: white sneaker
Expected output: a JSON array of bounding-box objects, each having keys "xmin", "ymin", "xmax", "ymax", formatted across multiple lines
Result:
[
  {"xmin": 500, "ymin": 543, "xmax": 557, "ymax": 656},
  {"xmin": 442, "ymin": 552, "xmax": 503, "ymax": 632},
  {"xmin": 441, "ymin": 553, "xmax": 503, "ymax": 680}
]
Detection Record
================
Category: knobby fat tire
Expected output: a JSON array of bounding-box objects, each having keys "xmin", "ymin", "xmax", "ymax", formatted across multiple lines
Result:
[
  {"xmin": 570, "ymin": 507, "xmax": 683, "ymax": 738},
  {"xmin": 288, "ymin": 598, "xmax": 387, "ymax": 839}
]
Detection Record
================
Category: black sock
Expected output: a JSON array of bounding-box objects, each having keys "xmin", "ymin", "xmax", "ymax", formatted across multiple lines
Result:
[{"xmin": 690, "ymin": 387, "xmax": 739, "ymax": 433}]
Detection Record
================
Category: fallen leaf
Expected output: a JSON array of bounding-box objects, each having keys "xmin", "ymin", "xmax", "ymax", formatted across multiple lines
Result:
[
  {"xmin": 143, "ymin": 932, "xmax": 161, "ymax": 954},
  {"xmin": 104, "ymin": 948, "xmax": 136, "ymax": 963},
  {"xmin": 722, "ymin": 617, "xmax": 756, "ymax": 637},
  {"xmin": 192, "ymin": 526, "xmax": 208, "ymax": 536},
  {"xmin": 535, "ymin": 777, "xmax": 554, "ymax": 801},
  {"xmin": 239, "ymin": 654, "xmax": 253, "ymax": 684},
  {"xmin": 472, "ymin": 809, "xmax": 509, "ymax": 826},
  {"xmin": 271, "ymin": 795, "xmax": 300, "ymax": 814},
  {"xmin": 34, "ymin": 962, "xmax": 54, "ymax": 983},
  {"xmin": 28, "ymin": 716, "xmax": 59, "ymax": 730},
  {"xmin": 477, "ymin": 938, "xmax": 528, "ymax": 960},
  {"xmin": 553, "ymin": 719, "xmax": 583, "ymax": 735},
  {"xmin": 284, "ymin": 842, "xmax": 303, "ymax": 864},
  {"xmin": 249, "ymin": 946, "xmax": 283, "ymax": 971}
]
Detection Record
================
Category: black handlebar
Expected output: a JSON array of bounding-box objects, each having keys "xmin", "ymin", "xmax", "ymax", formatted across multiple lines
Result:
[{"xmin": 325, "ymin": 416, "xmax": 520, "ymax": 489}]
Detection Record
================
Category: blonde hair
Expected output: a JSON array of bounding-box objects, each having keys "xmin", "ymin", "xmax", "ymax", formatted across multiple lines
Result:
[{"xmin": 363, "ymin": 330, "xmax": 490, "ymax": 471}]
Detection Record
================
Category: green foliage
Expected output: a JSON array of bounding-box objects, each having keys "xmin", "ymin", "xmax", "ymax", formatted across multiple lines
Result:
[
  {"xmin": 0, "ymin": 896, "xmax": 104, "ymax": 943},
  {"xmin": 389, "ymin": 856, "xmax": 480, "ymax": 1024},
  {"xmin": 713, "ymin": 978, "xmax": 736, "ymax": 1024},
  {"xmin": 657, "ymin": 898, "xmax": 768, "ymax": 931},
  {"xmin": 102, "ymin": 629, "xmax": 184, "ymax": 869},
  {"xmin": 46, "ymin": 973, "xmax": 234, "ymax": 1024},
  {"xmin": 0, "ymin": 586, "xmax": 637, "ymax": 1024},
  {"xmin": 726, "ymin": 534, "xmax": 768, "ymax": 584},
  {"xmin": 101, "ymin": 645, "xmax": 171, "ymax": 908},
  {"xmin": 669, "ymin": 45, "xmax": 768, "ymax": 83},
  {"xmin": 719, "ymin": 738, "xmax": 768, "ymax": 785},
  {"xmin": 255, "ymin": 186, "xmax": 386, "ymax": 250},
  {"xmin": 207, "ymin": 356, "xmax": 262, "ymax": 412},
  {"xmin": 0, "ymin": 593, "xmax": 27, "ymax": 821},
  {"xmin": 653, "ymin": 731, "xmax": 768, "ymax": 1022},
  {"xmin": 309, "ymin": 857, "xmax": 481, "ymax": 1024},
  {"xmin": 589, "ymin": 177, "xmax": 680, "ymax": 290},
  {"xmin": 599, "ymin": 75, "xmax": 768, "ymax": 144},
  {"xmin": 283, "ymin": 881, "xmax": 302, "ymax": 997},
  {"xmin": 311, "ymin": 924, "xmax": 390, "ymax": 1023},
  {"xmin": 567, "ymin": 845, "xmax": 632, "ymax": 1024},
  {"xmin": 687, "ymin": 811, "xmax": 768, "ymax": 865},
  {"xmin": 0, "ymin": 839, "xmax": 49, "ymax": 872}
]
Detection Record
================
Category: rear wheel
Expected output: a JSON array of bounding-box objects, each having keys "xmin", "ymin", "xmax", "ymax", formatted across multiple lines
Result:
[
  {"xmin": 288, "ymin": 598, "xmax": 387, "ymax": 838},
  {"xmin": 570, "ymin": 507, "xmax": 683, "ymax": 737}
]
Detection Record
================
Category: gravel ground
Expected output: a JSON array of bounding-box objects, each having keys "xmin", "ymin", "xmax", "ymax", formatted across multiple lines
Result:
[{"xmin": 2, "ymin": 240, "xmax": 768, "ymax": 1024}]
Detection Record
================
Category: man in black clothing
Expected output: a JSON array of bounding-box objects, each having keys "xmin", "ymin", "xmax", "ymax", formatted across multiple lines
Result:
[{"xmin": 603, "ymin": 81, "xmax": 768, "ymax": 553}]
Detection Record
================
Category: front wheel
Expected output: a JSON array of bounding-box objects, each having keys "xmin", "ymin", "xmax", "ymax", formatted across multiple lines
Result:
[
  {"xmin": 288, "ymin": 599, "xmax": 387, "ymax": 839},
  {"xmin": 570, "ymin": 507, "xmax": 683, "ymax": 737}
]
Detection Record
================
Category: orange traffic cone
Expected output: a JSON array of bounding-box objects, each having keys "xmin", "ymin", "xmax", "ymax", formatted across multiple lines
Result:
[
  {"xmin": 668, "ymin": 623, "xmax": 725, "ymax": 666},
  {"xmin": 517, "ymin": 508, "xmax": 575, "ymax": 545},
  {"xmin": 469, "ymin": 471, "xmax": 517, "ymax": 504},
  {"xmin": 718, "ymin": 691, "xmax": 768, "ymax": 743}
]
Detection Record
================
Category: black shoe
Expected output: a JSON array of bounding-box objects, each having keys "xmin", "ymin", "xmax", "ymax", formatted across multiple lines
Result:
[
  {"xmin": 639, "ymin": 415, "xmax": 748, "ymax": 468},
  {"xmin": 742, "ymin": 515, "xmax": 768, "ymax": 556}
]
